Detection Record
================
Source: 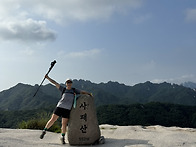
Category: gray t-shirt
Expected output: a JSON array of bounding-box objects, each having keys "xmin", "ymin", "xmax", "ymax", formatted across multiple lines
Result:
[{"xmin": 57, "ymin": 85, "xmax": 81, "ymax": 110}]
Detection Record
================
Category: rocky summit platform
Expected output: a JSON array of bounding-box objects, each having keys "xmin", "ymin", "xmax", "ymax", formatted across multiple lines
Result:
[{"xmin": 0, "ymin": 125, "xmax": 196, "ymax": 147}]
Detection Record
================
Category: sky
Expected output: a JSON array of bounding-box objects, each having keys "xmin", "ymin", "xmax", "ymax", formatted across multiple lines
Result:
[{"xmin": 1, "ymin": 0, "xmax": 196, "ymax": 91}]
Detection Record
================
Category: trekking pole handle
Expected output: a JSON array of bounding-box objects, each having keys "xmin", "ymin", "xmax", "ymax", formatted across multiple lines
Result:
[
  {"xmin": 46, "ymin": 60, "xmax": 56, "ymax": 75},
  {"xmin": 33, "ymin": 60, "xmax": 57, "ymax": 97}
]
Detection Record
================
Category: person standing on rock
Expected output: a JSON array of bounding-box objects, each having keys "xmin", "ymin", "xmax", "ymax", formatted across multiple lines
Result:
[{"xmin": 40, "ymin": 75, "xmax": 92, "ymax": 144}]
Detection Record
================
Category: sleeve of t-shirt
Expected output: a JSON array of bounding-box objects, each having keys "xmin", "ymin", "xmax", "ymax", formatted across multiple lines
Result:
[
  {"xmin": 59, "ymin": 85, "xmax": 65, "ymax": 92},
  {"xmin": 75, "ymin": 88, "xmax": 81, "ymax": 95}
]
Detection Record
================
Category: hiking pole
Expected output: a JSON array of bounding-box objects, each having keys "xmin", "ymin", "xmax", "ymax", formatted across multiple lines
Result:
[{"xmin": 33, "ymin": 60, "xmax": 57, "ymax": 97}]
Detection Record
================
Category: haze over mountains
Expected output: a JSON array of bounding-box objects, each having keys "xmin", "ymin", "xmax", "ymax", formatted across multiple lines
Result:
[
  {"xmin": 1, "ymin": 80, "xmax": 196, "ymax": 111},
  {"xmin": 181, "ymin": 81, "xmax": 196, "ymax": 89}
]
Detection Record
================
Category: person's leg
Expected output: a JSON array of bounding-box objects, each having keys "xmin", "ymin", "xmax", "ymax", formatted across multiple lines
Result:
[
  {"xmin": 40, "ymin": 114, "xmax": 59, "ymax": 139},
  {"xmin": 45, "ymin": 114, "xmax": 59, "ymax": 129},
  {"xmin": 60, "ymin": 118, "xmax": 69, "ymax": 144},
  {"xmin": 61, "ymin": 118, "xmax": 69, "ymax": 134}
]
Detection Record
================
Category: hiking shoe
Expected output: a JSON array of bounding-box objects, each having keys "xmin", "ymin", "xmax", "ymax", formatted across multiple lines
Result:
[
  {"xmin": 60, "ymin": 136, "xmax": 66, "ymax": 144},
  {"xmin": 40, "ymin": 130, "xmax": 46, "ymax": 139},
  {"xmin": 99, "ymin": 136, "xmax": 105, "ymax": 144}
]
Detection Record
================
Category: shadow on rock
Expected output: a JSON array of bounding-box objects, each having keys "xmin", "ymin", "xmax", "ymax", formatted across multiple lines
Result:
[
  {"xmin": 48, "ymin": 138, "xmax": 153, "ymax": 147},
  {"xmin": 101, "ymin": 138, "xmax": 153, "ymax": 147}
]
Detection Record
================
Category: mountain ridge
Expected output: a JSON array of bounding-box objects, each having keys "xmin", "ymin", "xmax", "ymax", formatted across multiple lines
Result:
[{"xmin": 1, "ymin": 80, "xmax": 196, "ymax": 110}]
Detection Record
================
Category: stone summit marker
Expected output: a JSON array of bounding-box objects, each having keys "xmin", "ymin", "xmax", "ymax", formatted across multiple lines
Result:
[{"xmin": 68, "ymin": 94, "xmax": 103, "ymax": 145}]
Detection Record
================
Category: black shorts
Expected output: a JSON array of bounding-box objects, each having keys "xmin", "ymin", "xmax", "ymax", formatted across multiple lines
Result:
[{"xmin": 53, "ymin": 107, "xmax": 71, "ymax": 118}]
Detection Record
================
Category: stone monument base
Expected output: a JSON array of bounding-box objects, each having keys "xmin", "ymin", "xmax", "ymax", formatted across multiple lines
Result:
[{"xmin": 68, "ymin": 95, "xmax": 101, "ymax": 145}]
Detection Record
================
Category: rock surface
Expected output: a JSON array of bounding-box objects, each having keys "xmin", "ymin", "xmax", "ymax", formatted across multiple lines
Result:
[{"xmin": 1, "ymin": 125, "xmax": 196, "ymax": 147}]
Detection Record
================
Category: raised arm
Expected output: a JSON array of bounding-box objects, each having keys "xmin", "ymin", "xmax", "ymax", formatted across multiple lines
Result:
[{"xmin": 45, "ymin": 75, "xmax": 60, "ymax": 89}]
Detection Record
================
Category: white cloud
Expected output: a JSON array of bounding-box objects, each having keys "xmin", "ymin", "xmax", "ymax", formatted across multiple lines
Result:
[
  {"xmin": 0, "ymin": 0, "xmax": 144, "ymax": 42},
  {"xmin": 0, "ymin": 19, "xmax": 56, "ymax": 42},
  {"xmin": 185, "ymin": 8, "xmax": 196, "ymax": 22},
  {"xmin": 31, "ymin": 0, "xmax": 143, "ymax": 24},
  {"xmin": 0, "ymin": 0, "xmax": 144, "ymax": 24},
  {"xmin": 58, "ymin": 48, "xmax": 101, "ymax": 58},
  {"xmin": 0, "ymin": 1, "xmax": 56, "ymax": 42}
]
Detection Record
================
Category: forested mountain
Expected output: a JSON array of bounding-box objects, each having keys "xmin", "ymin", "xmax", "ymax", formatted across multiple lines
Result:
[
  {"xmin": 1, "ymin": 103, "xmax": 196, "ymax": 129},
  {"xmin": 0, "ymin": 83, "xmax": 59, "ymax": 110},
  {"xmin": 1, "ymin": 80, "xmax": 196, "ymax": 111},
  {"xmin": 97, "ymin": 103, "xmax": 196, "ymax": 128}
]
